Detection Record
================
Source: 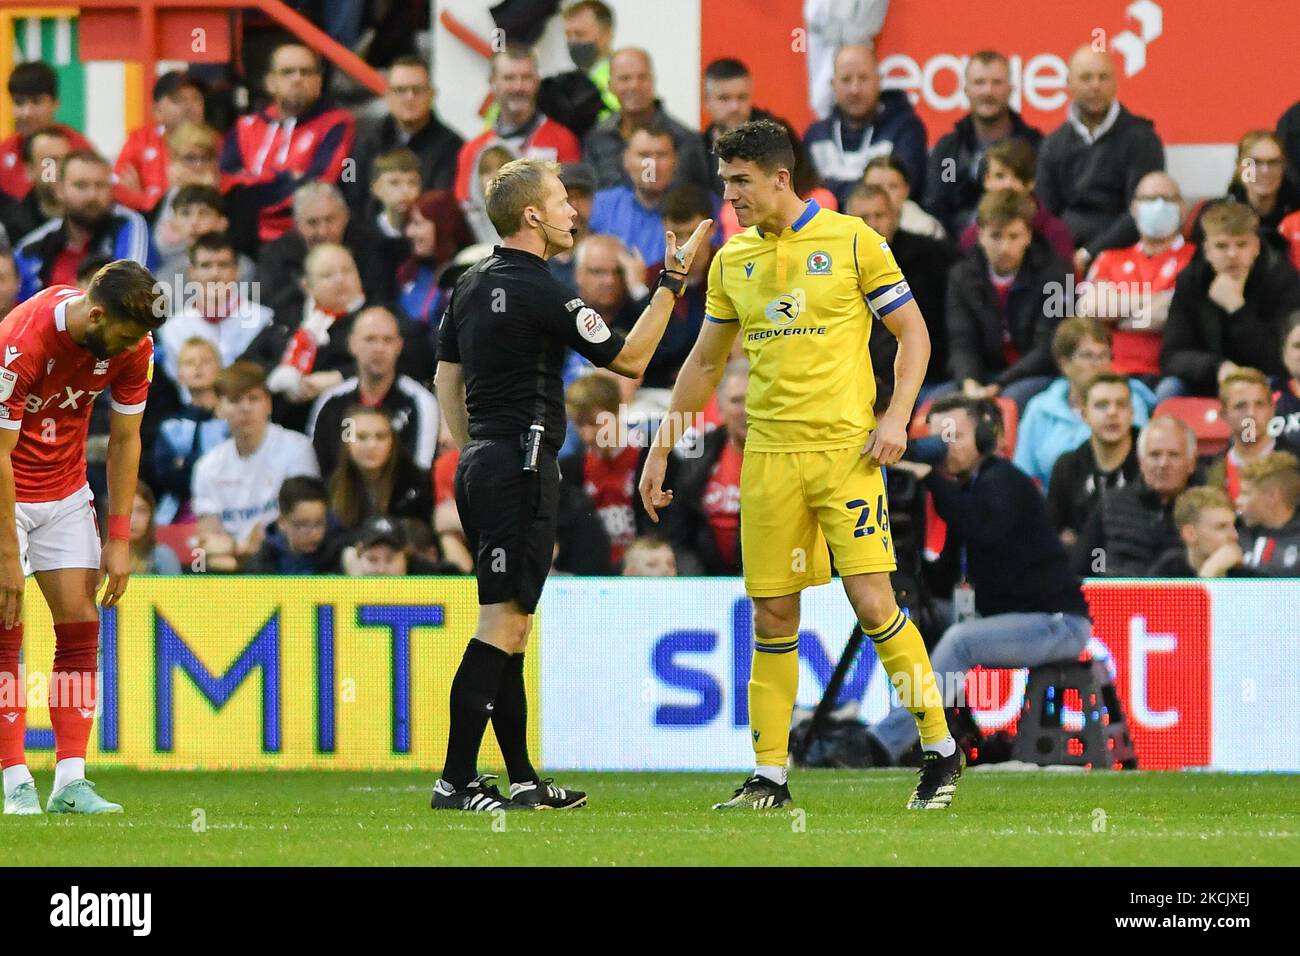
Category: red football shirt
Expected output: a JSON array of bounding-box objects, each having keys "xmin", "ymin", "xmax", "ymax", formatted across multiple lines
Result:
[
  {"xmin": 1281, "ymin": 210, "xmax": 1300, "ymax": 272},
  {"xmin": 112, "ymin": 124, "xmax": 170, "ymax": 212},
  {"xmin": 0, "ymin": 126, "xmax": 95, "ymax": 200},
  {"xmin": 1086, "ymin": 237, "xmax": 1196, "ymax": 376},
  {"xmin": 0, "ymin": 286, "xmax": 153, "ymax": 502},
  {"xmin": 702, "ymin": 440, "xmax": 742, "ymax": 568},
  {"xmin": 583, "ymin": 445, "xmax": 640, "ymax": 567}
]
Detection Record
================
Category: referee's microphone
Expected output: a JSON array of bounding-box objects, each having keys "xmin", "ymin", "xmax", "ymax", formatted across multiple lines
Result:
[
  {"xmin": 531, "ymin": 215, "xmax": 576, "ymax": 237},
  {"xmin": 531, "ymin": 214, "xmax": 575, "ymax": 259}
]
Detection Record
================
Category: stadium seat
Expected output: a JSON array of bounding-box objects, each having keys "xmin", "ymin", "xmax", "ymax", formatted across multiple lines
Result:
[
  {"xmin": 1153, "ymin": 397, "xmax": 1231, "ymax": 457},
  {"xmin": 1012, "ymin": 656, "xmax": 1137, "ymax": 769},
  {"xmin": 154, "ymin": 522, "xmax": 198, "ymax": 570}
]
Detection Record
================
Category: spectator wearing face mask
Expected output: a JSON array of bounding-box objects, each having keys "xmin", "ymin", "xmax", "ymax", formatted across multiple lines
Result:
[
  {"xmin": 562, "ymin": 1, "xmax": 621, "ymax": 118},
  {"xmin": 1079, "ymin": 171, "xmax": 1194, "ymax": 384}
]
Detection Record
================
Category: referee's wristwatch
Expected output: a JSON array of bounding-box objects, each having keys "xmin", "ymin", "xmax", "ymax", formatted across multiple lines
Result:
[{"xmin": 656, "ymin": 268, "xmax": 689, "ymax": 298}]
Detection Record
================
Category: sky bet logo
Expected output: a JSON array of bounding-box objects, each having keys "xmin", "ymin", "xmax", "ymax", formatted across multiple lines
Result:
[
  {"xmin": 650, "ymin": 598, "xmax": 876, "ymax": 726},
  {"xmin": 50, "ymin": 886, "xmax": 151, "ymax": 936}
]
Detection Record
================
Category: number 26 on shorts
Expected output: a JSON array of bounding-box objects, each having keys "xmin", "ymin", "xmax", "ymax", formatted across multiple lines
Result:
[{"xmin": 846, "ymin": 495, "xmax": 889, "ymax": 538}]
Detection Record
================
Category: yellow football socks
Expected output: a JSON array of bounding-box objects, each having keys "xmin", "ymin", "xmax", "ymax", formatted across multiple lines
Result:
[
  {"xmin": 749, "ymin": 633, "xmax": 800, "ymax": 768},
  {"xmin": 865, "ymin": 609, "xmax": 949, "ymax": 746}
]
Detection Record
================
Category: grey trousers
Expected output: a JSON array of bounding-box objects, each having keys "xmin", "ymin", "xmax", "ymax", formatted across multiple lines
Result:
[{"xmin": 869, "ymin": 611, "xmax": 1093, "ymax": 762}]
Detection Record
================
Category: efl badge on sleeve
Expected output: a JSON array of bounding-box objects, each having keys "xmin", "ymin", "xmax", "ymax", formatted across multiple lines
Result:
[
  {"xmin": 0, "ymin": 367, "xmax": 17, "ymax": 401},
  {"xmin": 879, "ymin": 240, "xmax": 899, "ymax": 272}
]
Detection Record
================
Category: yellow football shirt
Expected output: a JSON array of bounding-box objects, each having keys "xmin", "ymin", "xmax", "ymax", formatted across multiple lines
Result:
[{"xmin": 704, "ymin": 200, "xmax": 913, "ymax": 452}]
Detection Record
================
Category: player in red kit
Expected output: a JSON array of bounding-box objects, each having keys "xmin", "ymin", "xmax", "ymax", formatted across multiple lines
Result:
[{"xmin": 0, "ymin": 260, "xmax": 161, "ymax": 815}]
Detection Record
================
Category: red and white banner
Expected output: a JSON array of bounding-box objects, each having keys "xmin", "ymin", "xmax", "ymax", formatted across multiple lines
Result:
[{"xmin": 700, "ymin": 0, "xmax": 1299, "ymax": 145}]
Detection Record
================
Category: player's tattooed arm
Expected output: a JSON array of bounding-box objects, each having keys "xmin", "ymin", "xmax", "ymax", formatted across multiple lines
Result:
[{"xmin": 0, "ymin": 429, "xmax": 22, "ymax": 628}]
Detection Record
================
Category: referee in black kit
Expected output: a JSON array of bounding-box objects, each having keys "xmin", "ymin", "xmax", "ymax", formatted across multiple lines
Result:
[{"xmin": 431, "ymin": 158, "xmax": 712, "ymax": 812}]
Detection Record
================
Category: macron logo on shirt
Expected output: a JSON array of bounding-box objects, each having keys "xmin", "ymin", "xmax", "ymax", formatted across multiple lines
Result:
[{"xmin": 4, "ymin": 346, "xmax": 20, "ymax": 366}]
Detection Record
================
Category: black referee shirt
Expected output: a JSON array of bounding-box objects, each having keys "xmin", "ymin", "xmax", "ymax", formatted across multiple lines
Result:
[{"xmin": 437, "ymin": 245, "xmax": 627, "ymax": 453}]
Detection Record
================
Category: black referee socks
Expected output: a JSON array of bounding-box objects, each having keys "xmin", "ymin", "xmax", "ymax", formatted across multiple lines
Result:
[
  {"xmin": 442, "ymin": 639, "xmax": 510, "ymax": 789},
  {"xmin": 491, "ymin": 653, "xmax": 538, "ymax": 786}
]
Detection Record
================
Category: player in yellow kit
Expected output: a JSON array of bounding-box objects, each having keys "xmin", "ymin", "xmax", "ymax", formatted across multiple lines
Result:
[{"xmin": 639, "ymin": 120, "xmax": 963, "ymax": 810}]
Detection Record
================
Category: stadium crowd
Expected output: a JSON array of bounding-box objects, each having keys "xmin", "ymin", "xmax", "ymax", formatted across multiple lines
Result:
[{"xmin": 2, "ymin": 0, "xmax": 1299, "ymax": 583}]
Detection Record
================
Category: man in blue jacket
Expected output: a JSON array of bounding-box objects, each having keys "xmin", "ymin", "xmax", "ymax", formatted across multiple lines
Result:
[
  {"xmin": 804, "ymin": 44, "xmax": 927, "ymax": 207},
  {"xmin": 15, "ymin": 151, "xmax": 156, "ymax": 300},
  {"xmin": 1013, "ymin": 317, "xmax": 1156, "ymax": 487}
]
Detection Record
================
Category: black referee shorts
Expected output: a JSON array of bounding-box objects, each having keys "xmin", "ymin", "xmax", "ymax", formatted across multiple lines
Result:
[{"xmin": 453, "ymin": 438, "xmax": 560, "ymax": 615}]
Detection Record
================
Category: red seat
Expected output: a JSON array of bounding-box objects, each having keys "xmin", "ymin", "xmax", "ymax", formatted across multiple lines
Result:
[
  {"xmin": 154, "ymin": 522, "xmax": 198, "ymax": 569},
  {"xmin": 1153, "ymin": 397, "xmax": 1231, "ymax": 456}
]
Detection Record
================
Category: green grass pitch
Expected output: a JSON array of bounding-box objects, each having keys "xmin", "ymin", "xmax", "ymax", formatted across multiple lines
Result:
[{"xmin": 4, "ymin": 769, "xmax": 1295, "ymax": 866}]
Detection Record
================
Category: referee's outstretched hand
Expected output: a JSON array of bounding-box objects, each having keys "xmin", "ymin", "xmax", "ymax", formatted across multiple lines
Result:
[{"xmin": 664, "ymin": 218, "xmax": 715, "ymax": 274}]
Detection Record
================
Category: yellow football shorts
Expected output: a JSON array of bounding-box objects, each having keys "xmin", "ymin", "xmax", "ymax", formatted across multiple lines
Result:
[{"xmin": 740, "ymin": 445, "xmax": 897, "ymax": 597}]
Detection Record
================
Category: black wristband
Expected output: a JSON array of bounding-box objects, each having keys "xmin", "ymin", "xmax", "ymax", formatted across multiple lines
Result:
[{"xmin": 657, "ymin": 269, "xmax": 688, "ymax": 297}]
